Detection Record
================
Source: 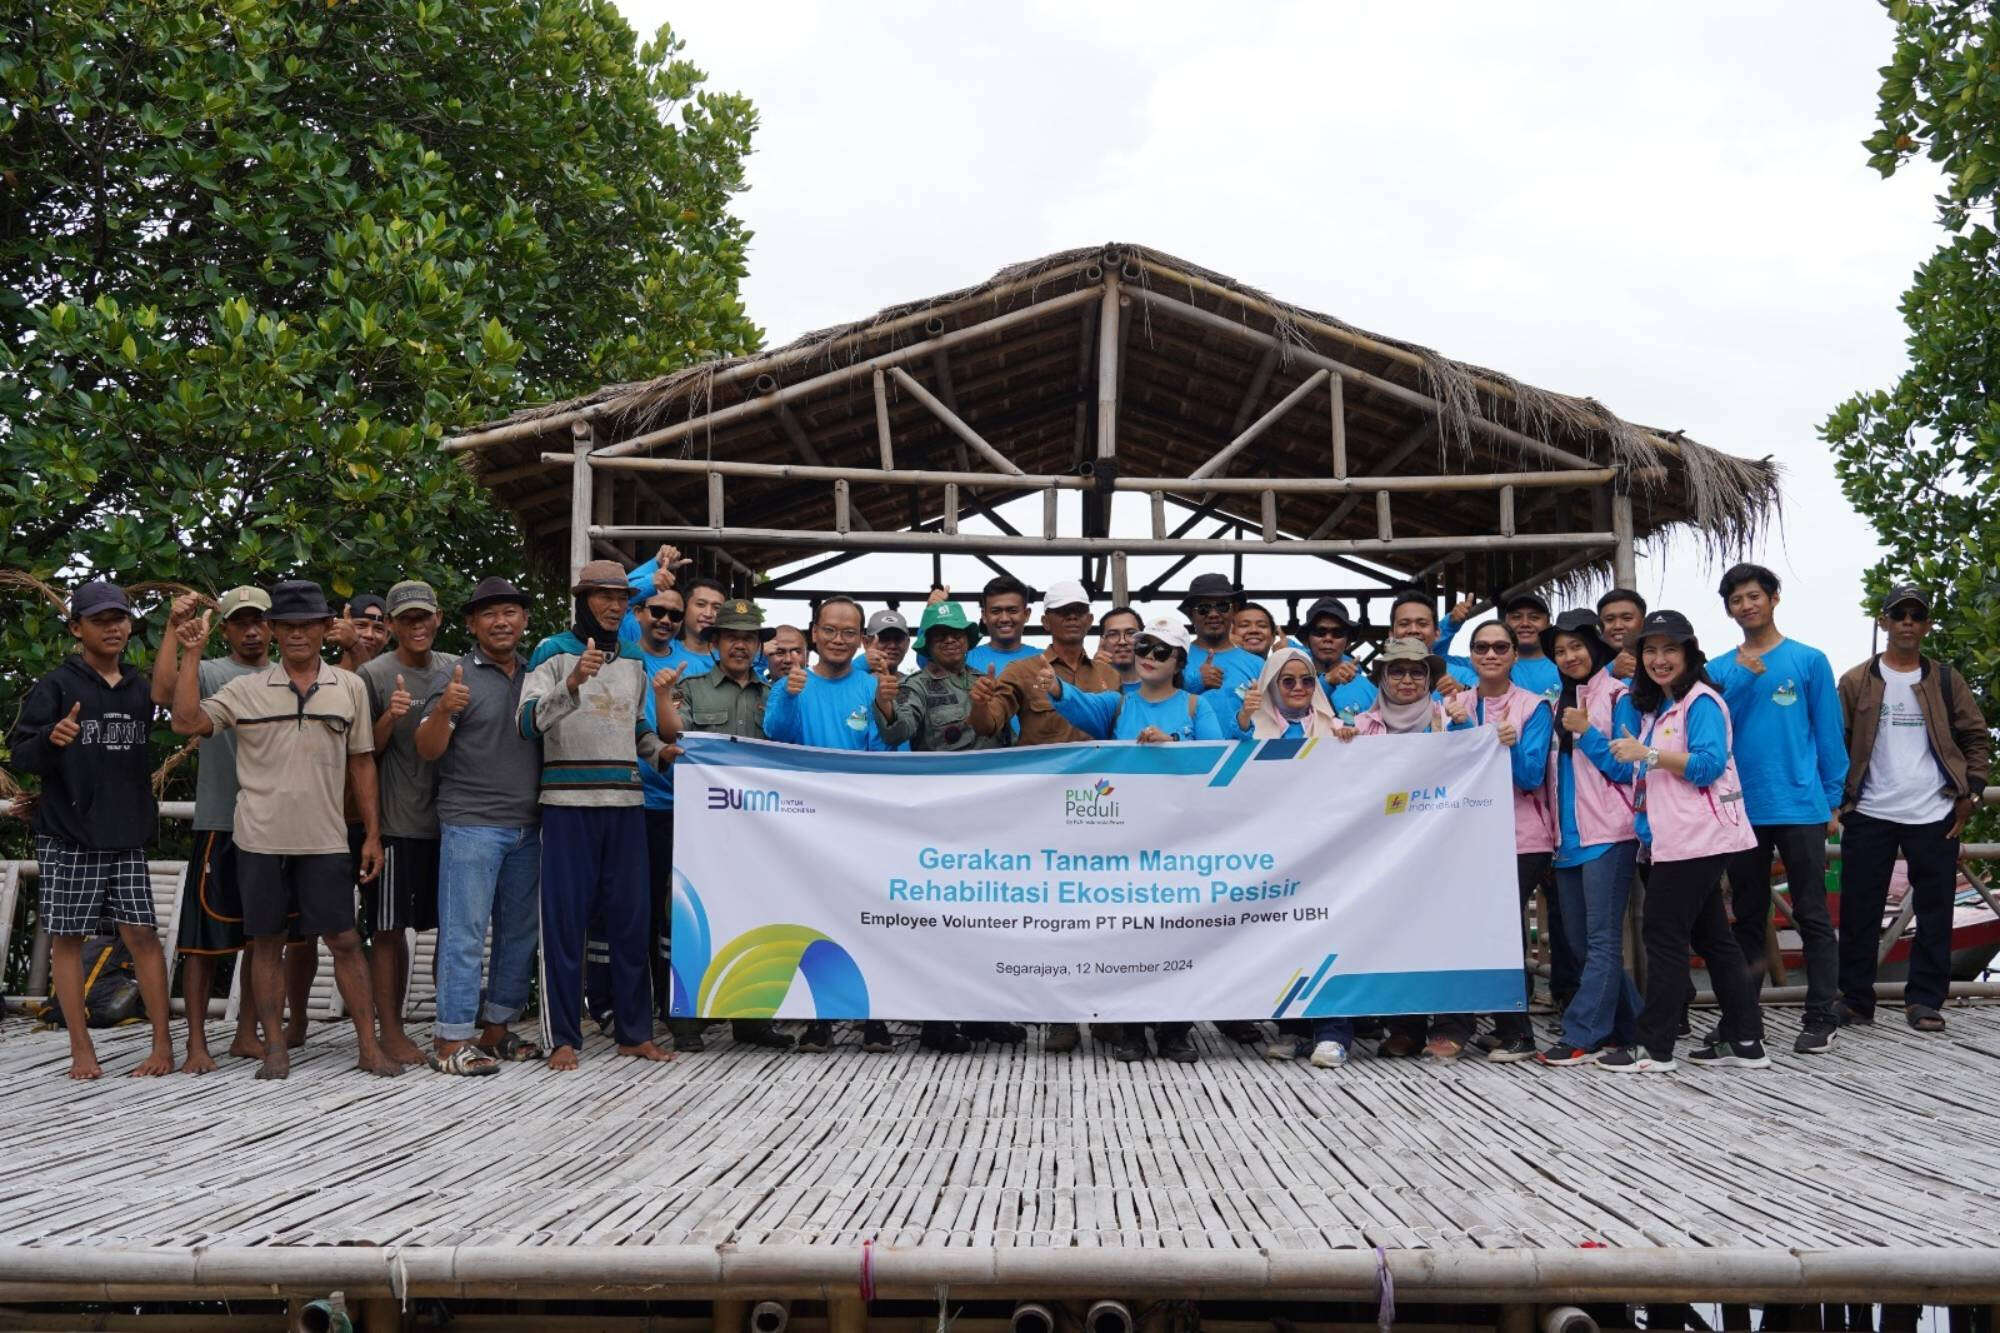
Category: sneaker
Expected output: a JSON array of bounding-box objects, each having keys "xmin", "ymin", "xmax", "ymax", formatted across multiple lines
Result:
[
  {"xmin": 1309, "ymin": 1040, "xmax": 1350, "ymax": 1069},
  {"xmin": 1597, "ymin": 1047, "xmax": 1676, "ymax": 1073},
  {"xmin": 1264, "ymin": 1034, "xmax": 1309, "ymax": 1061},
  {"xmin": 1378, "ymin": 1032, "xmax": 1420, "ymax": 1059},
  {"xmin": 1685, "ymin": 1039, "xmax": 1770, "ymax": 1069},
  {"xmin": 1216, "ymin": 1020, "xmax": 1262, "ymax": 1045},
  {"xmin": 1111, "ymin": 1036, "xmax": 1149, "ymax": 1063},
  {"xmin": 1696, "ymin": 1025, "xmax": 1721, "ymax": 1047},
  {"xmin": 967, "ymin": 1021, "xmax": 1026, "ymax": 1044},
  {"xmin": 1157, "ymin": 1032, "xmax": 1199, "ymax": 1063},
  {"xmin": 796, "ymin": 1021, "xmax": 832, "ymax": 1053},
  {"xmin": 1043, "ymin": 1022, "xmax": 1081, "ymax": 1054},
  {"xmin": 732, "ymin": 1021, "xmax": 796, "ymax": 1051},
  {"xmin": 1833, "ymin": 999, "xmax": 1874, "ymax": 1027},
  {"xmin": 1487, "ymin": 1035, "xmax": 1538, "ymax": 1063},
  {"xmin": 861, "ymin": 1020, "xmax": 894, "ymax": 1053},
  {"xmin": 1793, "ymin": 1024, "xmax": 1836, "ymax": 1055},
  {"xmin": 1537, "ymin": 1042, "xmax": 1600, "ymax": 1067},
  {"xmin": 1424, "ymin": 1035, "xmax": 1465, "ymax": 1061},
  {"xmin": 671, "ymin": 1028, "xmax": 705, "ymax": 1054}
]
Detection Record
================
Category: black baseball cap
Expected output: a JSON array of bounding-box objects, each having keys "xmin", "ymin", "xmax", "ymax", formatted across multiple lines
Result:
[
  {"xmin": 349, "ymin": 593, "xmax": 388, "ymax": 620},
  {"xmin": 1501, "ymin": 592, "xmax": 1551, "ymax": 617},
  {"xmin": 68, "ymin": 581, "xmax": 135, "ymax": 622},
  {"xmin": 1539, "ymin": 608, "xmax": 1611, "ymax": 661},
  {"xmin": 1881, "ymin": 583, "xmax": 1931, "ymax": 616},
  {"xmin": 1635, "ymin": 609, "xmax": 1699, "ymax": 646}
]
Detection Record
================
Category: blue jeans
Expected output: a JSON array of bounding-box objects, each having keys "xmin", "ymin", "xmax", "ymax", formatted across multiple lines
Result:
[
  {"xmin": 1555, "ymin": 840, "xmax": 1641, "ymax": 1051},
  {"xmin": 436, "ymin": 823, "xmax": 542, "ymax": 1042},
  {"xmin": 1312, "ymin": 1018, "xmax": 1354, "ymax": 1047}
]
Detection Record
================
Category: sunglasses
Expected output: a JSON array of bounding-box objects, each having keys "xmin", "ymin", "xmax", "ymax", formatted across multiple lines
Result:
[
  {"xmin": 1306, "ymin": 624, "xmax": 1350, "ymax": 638},
  {"xmin": 1470, "ymin": 641, "xmax": 1514, "ymax": 656},
  {"xmin": 1189, "ymin": 601, "xmax": 1235, "ymax": 615},
  {"xmin": 1276, "ymin": 674, "xmax": 1316, "ymax": 689},
  {"xmin": 1887, "ymin": 607, "xmax": 1929, "ymax": 623},
  {"xmin": 642, "ymin": 605, "xmax": 683, "ymax": 621},
  {"xmin": 1384, "ymin": 663, "xmax": 1430, "ymax": 680},
  {"xmin": 1135, "ymin": 641, "xmax": 1177, "ymax": 663}
]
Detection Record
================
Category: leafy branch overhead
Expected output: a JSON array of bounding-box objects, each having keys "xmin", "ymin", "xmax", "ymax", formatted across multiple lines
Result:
[{"xmin": 0, "ymin": 0, "xmax": 762, "ymax": 736}]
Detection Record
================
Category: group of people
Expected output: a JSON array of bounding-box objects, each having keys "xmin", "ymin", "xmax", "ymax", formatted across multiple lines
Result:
[{"xmin": 5, "ymin": 548, "xmax": 1989, "ymax": 1082}]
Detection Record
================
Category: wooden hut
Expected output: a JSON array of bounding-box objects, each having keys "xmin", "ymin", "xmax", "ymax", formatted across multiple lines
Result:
[{"xmin": 444, "ymin": 243, "xmax": 1777, "ymax": 623}]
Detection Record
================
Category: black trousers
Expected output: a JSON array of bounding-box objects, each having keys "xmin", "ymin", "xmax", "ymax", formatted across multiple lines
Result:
[
  {"xmin": 643, "ymin": 809, "xmax": 676, "ymax": 1021},
  {"xmin": 1637, "ymin": 852, "xmax": 1764, "ymax": 1060},
  {"xmin": 1726, "ymin": 823, "xmax": 1838, "ymax": 1027},
  {"xmin": 1836, "ymin": 810, "xmax": 1960, "ymax": 1014}
]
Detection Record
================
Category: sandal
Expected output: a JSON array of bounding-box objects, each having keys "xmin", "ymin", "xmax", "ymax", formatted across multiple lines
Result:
[
  {"xmin": 476, "ymin": 1032, "xmax": 545, "ymax": 1063},
  {"xmin": 430, "ymin": 1045, "xmax": 501, "ymax": 1076},
  {"xmin": 1905, "ymin": 1005, "xmax": 1947, "ymax": 1032}
]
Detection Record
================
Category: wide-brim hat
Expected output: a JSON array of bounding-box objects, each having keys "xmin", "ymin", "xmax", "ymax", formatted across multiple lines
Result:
[
  {"xmin": 1177, "ymin": 572, "xmax": 1243, "ymax": 613},
  {"xmin": 571, "ymin": 559, "xmax": 629, "ymax": 594},
  {"xmin": 914, "ymin": 601, "xmax": 981, "ymax": 654},
  {"xmin": 1302, "ymin": 596, "xmax": 1356, "ymax": 634},
  {"xmin": 1372, "ymin": 635, "xmax": 1446, "ymax": 687},
  {"xmin": 267, "ymin": 579, "xmax": 334, "ymax": 623},
  {"xmin": 1538, "ymin": 607, "xmax": 1611, "ymax": 661},
  {"xmin": 462, "ymin": 576, "xmax": 531, "ymax": 615}
]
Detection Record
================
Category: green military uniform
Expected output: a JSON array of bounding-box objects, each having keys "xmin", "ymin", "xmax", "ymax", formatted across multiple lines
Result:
[
  {"xmin": 677, "ymin": 668, "xmax": 768, "ymax": 739},
  {"xmin": 882, "ymin": 664, "xmax": 1005, "ymax": 751}
]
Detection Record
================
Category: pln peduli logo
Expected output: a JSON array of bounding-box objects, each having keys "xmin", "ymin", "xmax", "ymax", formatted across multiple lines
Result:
[{"xmin": 1063, "ymin": 777, "xmax": 1123, "ymax": 825}]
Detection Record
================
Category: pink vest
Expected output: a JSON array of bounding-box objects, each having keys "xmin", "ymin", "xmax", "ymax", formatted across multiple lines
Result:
[
  {"xmin": 1569, "ymin": 671, "xmax": 1637, "ymax": 847},
  {"xmin": 1635, "ymin": 681, "xmax": 1756, "ymax": 863},
  {"xmin": 1466, "ymin": 685, "xmax": 1557, "ymax": 855}
]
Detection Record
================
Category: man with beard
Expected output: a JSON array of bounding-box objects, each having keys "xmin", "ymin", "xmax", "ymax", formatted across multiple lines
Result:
[
  {"xmin": 152, "ymin": 586, "xmax": 273, "ymax": 1072},
  {"xmin": 1176, "ymin": 573, "xmax": 1262, "ymax": 701},
  {"xmin": 1298, "ymin": 596, "xmax": 1377, "ymax": 723},
  {"xmin": 1093, "ymin": 606, "xmax": 1144, "ymax": 692}
]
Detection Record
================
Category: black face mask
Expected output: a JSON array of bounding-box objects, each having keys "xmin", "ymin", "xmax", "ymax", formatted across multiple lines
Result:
[{"xmin": 572, "ymin": 594, "xmax": 624, "ymax": 655}]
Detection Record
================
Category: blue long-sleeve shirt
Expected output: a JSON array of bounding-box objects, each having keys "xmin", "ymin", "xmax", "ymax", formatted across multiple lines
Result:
[
  {"xmin": 761, "ymin": 666, "xmax": 888, "ymax": 750},
  {"xmin": 1052, "ymin": 686, "xmax": 1225, "ymax": 741},
  {"xmin": 1707, "ymin": 639, "xmax": 1847, "ymax": 825},
  {"xmin": 1552, "ymin": 751, "xmax": 1611, "ymax": 868},
  {"xmin": 636, "ymin": 641, "xmax": 714, "ymax": 809},
  {"xmin": 1587, "ymin": 693, "xmax": 1730, "ymax": 847},
  {"xmin": 1179, "ymin": 645, "xmax": 1266, "ymax": 702},
  {"xmin": 1447, "ymin": 691, "xmax": 1554, "ymax": 793}
]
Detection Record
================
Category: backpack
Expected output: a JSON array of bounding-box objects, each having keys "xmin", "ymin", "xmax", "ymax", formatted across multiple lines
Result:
[{"xmin": 36, "ymin": 935, "xmax": 145, "ymax": 1029}]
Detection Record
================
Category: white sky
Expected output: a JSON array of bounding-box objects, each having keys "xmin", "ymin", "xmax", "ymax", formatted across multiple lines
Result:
[{"xmin": 620, "ymin": 0, "xmax": 1940, "ymax": 663}]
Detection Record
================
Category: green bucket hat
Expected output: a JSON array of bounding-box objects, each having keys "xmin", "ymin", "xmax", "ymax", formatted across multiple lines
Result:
[
  {"xmin": 712, "ymin": 597, "xmax": 766, "ymax": 634},
  {"xmin": 914, "ymin": 601, "xmax": 981, "ymax": 654}
]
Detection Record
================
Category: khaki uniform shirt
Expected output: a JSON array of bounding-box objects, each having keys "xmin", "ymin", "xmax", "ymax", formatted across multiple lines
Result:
[
  {"xmin": 677, "ymin": 669, "xmax": 769, "ymax": 739},
  {"xmin": 199, "ymin": 661, "xmax": 373, "ymax": 855}
]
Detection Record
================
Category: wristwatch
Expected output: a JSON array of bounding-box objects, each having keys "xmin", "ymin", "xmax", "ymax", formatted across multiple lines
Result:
[{"xmin": 1645, "ymin": 747, "xmax": 1660, "ymax": 769}]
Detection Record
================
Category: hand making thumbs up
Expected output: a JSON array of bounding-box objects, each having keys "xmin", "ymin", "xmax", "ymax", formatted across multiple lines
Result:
[
  {"xmin": 566, "ymin": 642, "xmax": 606, "ymax": 693},
  {"xmin": 970, "ymin": 663, "xmax": 1000, "ymax": 706},
  {"xmin": 1199, "ymin": 650, "xmax": 1223, "ymax": 691},
  {"xmin": 438, "ymin": 664, "xmax": 470, "ymax": 714},
  {"xmin": 786, "ymin": 663, "xmax": 809, "ymax": 695},
  {"xmin": 1561, "ymin": 705, "xmax": 1591, "ymax": 735},
  {"xmin": 385, "ymin": 673, "xmax": 414, "ymax": 720},
  {"xmin": 48, "ymin": 701, "xmax": 83, "ymax": 748}
]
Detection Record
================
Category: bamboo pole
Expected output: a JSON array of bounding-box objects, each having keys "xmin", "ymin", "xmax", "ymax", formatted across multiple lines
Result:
[
  {"xmin": 1611, "ymin": 484, "xmax": 1636, "ymax": 588},
  {"xmin": 887, "ymin": 366, "xmax": 1025, "ymax": 476},
  {"xmin": 1132, "ymin": 286, "xmax": 1601, "ymax": 472},
  {"xmin": 1260, "ymin": 490, "xmax": 1277, "ymax": 543},
  {"xmin": 942, "ymin": 484, "xmax": 959, "ymax": 535},
  {"xmin": 567, "ymin": 423, "xmax": 594, "ymax": 585},
  {"xmin": 1375, "ymin": 491, "xmax": 1393, "ymax": 542},
  {"xmin": 1229, "ymin": 346, "xmax": 1281, "ymax": 435},
  {"xmin": 1111, "ymin": 551, "xmax": 1129, "ymax": 605},
  {"xmin": 1499, "ymin": 485, "xmax": 1516, "ymax": 538},
  {"xmin": 872, "ymin": 368, "xmax": 895, "ymax": 471},
  {"xmin": 1097, "ymin": 274, "xmax": 1122, "ymax": 461},
  {"xmin": 1188, "ymin": 368, "xmax": 1330, "ymax": 480},
  {"xmin": 1307, "ymin": 420, "xmax": 1439, "ymax": 540},
  {"xmin": 1043, "ymin": 487, "xmax": 1059, "ymax": 539},
  {"xmin": 586, "ymin": 525, "xmax": 1618, "ymax": 558},
  {"xmin": 834, "ymin": 480, "xmax": 851, "ymax": 535},
  {"xmin": 1330, "ymin": 371, "xmax": 1348, "ymax": 479}
]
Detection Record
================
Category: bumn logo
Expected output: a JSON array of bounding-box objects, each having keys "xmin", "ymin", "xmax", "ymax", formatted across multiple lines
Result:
[{"xmin": 707, "ymin": 785, "xmax": 780, "ymax": 813}]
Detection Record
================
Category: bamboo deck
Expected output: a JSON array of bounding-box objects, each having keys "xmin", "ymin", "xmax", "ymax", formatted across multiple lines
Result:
[{"xmin": 2, "ymin": 1002, "xmax": 1997, "ymax": 1265}]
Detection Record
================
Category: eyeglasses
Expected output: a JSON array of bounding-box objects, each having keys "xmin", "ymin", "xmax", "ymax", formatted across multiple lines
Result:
[
  {"xmin": 1306, "ymin": 624, "xmax": 1349, "ymax": 638},
  {"xmin": 642, "ymin": 605, "xmax": 683, "ymax": 621},
  {"xmin": 818, "ymin": 626, "xmax": 861, "ymax": 641},
  {"xmin": 1135, "ymin": 641, "xmax": 1177, "ymax": 663},
  {"xmin": 1470, "ymin": 641, "xmax": 1514, "ymax": 656},
  {"xmin": 1099, "ymin": 627, "xmax": 1138, "ymax": 641},
  {"xmin": 1384, "ymin": 663, "xmax": 1430, "ymax": 680},
  {"xmin": 1189, "ymin": 601, "xmax": 1234, "ymax": 615},
  {"xmin": 1887, "ymin": 607, "xmax": 1929, "ymax": 623},
  {"xmin": 1276, "ymin": 674, "xmax": 1316, "ymax": 690}
]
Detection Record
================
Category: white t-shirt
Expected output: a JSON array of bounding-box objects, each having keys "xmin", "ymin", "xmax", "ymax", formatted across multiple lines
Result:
[{"xmin": 1855, "ymin": 664, "xmax": 1954, "ymax": 825}]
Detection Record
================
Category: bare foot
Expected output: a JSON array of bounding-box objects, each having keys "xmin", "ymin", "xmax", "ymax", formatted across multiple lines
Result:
[
  {"xmin": 67, "ymin": 1052, "xmax": 103, "ymax": 1081},
  {"xmin": 356, "ymin": 1050, "xmax": 403, "ymax": 1078},
  {"xmin": 227, "ymin": 1033, "xmax": 265, "ymax": 1061},
  {"xmin": 284, "ymin": 1022, "xmax": 307, "ymax": 1050},
  {"xmin": 181, "ymin": 1047, "xmax": 219, "ymax": 1076},
  {"xmin": 131, "ymin": 1047, "xmax": 174, "ymax": 1078},
  {"xmin": 380, "ymin": 1034, "xmax": 427, "ymax": 1067},
  {"xmin": 255, "ymin": 1053, "xmax": 290, "ymax": 1081},
  {"xmin": 547, "ymin": 1045, "xmax": 579, "ymax": 1071},
  {"xmin": 617, "ymin": 1040, "xmax": 674, "ymax": 1063}
]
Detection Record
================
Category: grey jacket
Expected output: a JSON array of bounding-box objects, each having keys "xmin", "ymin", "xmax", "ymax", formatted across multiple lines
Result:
[{"xmin": 518, "ymin": 639, "xmax": 668, "ymax": 808}]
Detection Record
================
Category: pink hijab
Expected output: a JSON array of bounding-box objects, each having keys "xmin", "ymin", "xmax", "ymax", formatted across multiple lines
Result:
[{"xmin": 1246, "ymin": 646, "xmax": 1342, "ymax": 740}]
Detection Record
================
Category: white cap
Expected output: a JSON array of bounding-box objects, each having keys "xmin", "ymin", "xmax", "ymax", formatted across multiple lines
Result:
[
  {"xmin": 1042, "ymin": 578, "xmax": 1091, "ymax": 611},
  {"xmin": 1137, "ymin": 616, "xmax": 1191, "ymax": 653}
]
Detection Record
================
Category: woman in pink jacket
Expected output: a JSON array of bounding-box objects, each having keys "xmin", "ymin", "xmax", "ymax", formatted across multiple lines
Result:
[{"xmin": 1585, "ymin": 610, "xmax": 1765, "ymax": 1073}]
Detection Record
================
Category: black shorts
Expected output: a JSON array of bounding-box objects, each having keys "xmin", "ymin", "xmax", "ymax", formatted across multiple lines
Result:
[
  {"xmin": 237, "ymin": 850, "xmax": 356, "ymax": 940},
  {"xmin": 360, "ymin": 836, "xmax": 440, "ymax": 933},
  {"xmin": 176, "ymin": 830, "xmax": 246, "ymax": 955}
]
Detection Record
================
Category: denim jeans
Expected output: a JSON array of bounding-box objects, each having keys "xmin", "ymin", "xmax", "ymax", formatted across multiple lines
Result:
[
  {"xmin": 1555, "ymin": 840, "xmax": 1641, "ymax": 1051},
  {"xmin": 436, "ymin": 822, "xmax": 542, "ymax": 1042}
]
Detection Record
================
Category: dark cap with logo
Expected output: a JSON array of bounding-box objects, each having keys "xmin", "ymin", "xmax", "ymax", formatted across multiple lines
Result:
[
  {"xmin": 1538, "ymin": 607, "xmax": 1610, "ymax": 661},
  {"xmin": 1502, "ymin": 591, "xmax": 1551, "ymax": 617},
  {"xmin": 68, "ymin": 581, "xmax": 136, "ymax": 622},
  {"xmin": 1881, "ymin": 583, "xmax": 1931, "ymax": 616},
  {"xmin": 1635, "ymin": 608, "xmax": 1699, "ymax": 646}
]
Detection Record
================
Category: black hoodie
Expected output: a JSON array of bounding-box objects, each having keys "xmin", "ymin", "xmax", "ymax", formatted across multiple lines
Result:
[{"xmin": 6, "ymin": 654, "xmax": 158, "ymax": 850}]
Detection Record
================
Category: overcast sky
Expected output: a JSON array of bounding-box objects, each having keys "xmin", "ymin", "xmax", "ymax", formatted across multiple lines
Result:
[{"xmin": 622, "ymin": 0, "xmax": 1940, "ymax": 664}]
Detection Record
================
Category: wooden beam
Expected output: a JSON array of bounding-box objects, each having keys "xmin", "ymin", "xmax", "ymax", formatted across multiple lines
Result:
[
  {"xmin": 1110, "ymin": 550, "xmax": 1129, "ymax": 605},
  {"xmin": 1500, "ymin": 485, "xmax": 1516, "ymax": 538},
  {"xmin": 567, "ymin": 422, "xmax": 594, "ymax": 584},
  {"xmin": 1307, "ymin": 419, "xmax": 1439, "ymax": 540},
  {"xmin": 887, "ymin": 366, "xmax": 1026, "ymax": 476},
  {"xmin": 777, "ymin": 404, "xmax": 870, "ymax": 531},
  {"xmin": 590, "ymin": 523, "xmax": 1619, "ymax": 558},
  {"xmin": 1096, "ymin": 274, "xmax": 1121, "ymax": 461},
  {"xmin": 1188, "ymin": 367, "xmax": 1330, "ymax": 480},
  {"xmin": 1330, "ymin": 371, "xmax": 1348, "ymax": 479},
  {"xmin": 1261, "ymin": 490, "xmax": 1278, "ymax": 543},
  {"xmin": 1375, "ymin": 491, "xmax": 1393, "ymax": 543},
  {"xmin": 1612, "ymin": 482, "xmax": 1637, "ymax": 587},
  {"xmin": 871, "ymin": 367, "xmax": 895, "ymax": 470},
  {"xmin": 1229, "ymin": 346, "xmax": 1281, "ymax": 435}
]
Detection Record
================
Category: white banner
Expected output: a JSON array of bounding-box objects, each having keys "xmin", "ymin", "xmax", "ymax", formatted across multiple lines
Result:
[{"xmin": 668, "ymin": 728, "xmax": 1525, "ymax": 1022}]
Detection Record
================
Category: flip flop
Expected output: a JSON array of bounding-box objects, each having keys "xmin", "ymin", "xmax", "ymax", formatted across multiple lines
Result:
[
  {"xmin": 476, "ymin": 1032, "xmax": 545, "ymax": 1063},
  {"xmin": 1905, "ymin": 1005, "xmax": 1947, "ymax": 1032},
  {"xmin": 429, "ymin": 1045, "xmax": 501, "ymax": 1076}
]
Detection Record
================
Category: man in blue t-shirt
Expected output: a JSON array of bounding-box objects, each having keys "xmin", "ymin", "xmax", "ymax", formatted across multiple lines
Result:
[
  {"xmin": 1176, "ymin": 572, "xmax": 1263, "ymax": 700},
  {"xmin": 1706, "ymin": 562, "xmax": 1848, "ymax": 1055},
  {"xmin": 1299, "ymin": 595, "xmax": 1377, "ymax": 722},
  {"xmin": 964, "ymin": 575, "xmax": 1044, "ymax": 676}
]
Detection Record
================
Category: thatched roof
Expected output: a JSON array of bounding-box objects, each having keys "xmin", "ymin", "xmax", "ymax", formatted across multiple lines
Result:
[{"xmin": 449, "ymin": 243, "xmax": 1778, "ymax": 592}]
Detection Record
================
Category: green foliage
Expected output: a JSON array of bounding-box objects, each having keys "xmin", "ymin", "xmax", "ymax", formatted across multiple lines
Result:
[
  {"xmin": 1828, "ymin": 2, "xmax": 2000, "ymax": 713},
  {"xmin": 0, "ymin": 0, "xmax": 760, "ymax": 789}
]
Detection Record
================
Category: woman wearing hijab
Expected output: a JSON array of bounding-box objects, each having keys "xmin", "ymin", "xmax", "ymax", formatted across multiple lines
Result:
[
  {"xmin": 1217, "ymin": 645, "xmax": 1344, "ymax": 740},
  {"xmin": 1581, "ymin": 610, "xmax": 1766, "ymax": 1073},
  {"xmin": 1337, "ymin": 637, "xmax": 1451, "ymax": 739},
  {"xmin": 1537, "ymin": 610, "xmax": 1643, "ymax": 1066}
]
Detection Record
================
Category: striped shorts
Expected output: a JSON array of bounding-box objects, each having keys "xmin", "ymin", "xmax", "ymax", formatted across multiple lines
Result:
[{"xmin": 35, "ymin": 836, "xmax": 154, "ymax": 937}]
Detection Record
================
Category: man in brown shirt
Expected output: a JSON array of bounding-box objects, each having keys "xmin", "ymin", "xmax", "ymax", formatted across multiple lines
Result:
[
  {"xmin": 967, "ymin": 578, "xmax": 1120, "ymax": 1053},
  {"xmin": 968, "ymin": 579, "xmax": 1122, "ymax": 746}
]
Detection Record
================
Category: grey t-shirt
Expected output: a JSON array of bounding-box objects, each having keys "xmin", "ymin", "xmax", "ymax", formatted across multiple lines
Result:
[
  {"xmin": 426, "ymin": 646, "xmax": 540, "ymax": 828},
  {"xmin": 359, "ymin": 651, "xmax": 458, "ymax": 840},
  {"xmin": 192, "ymin": 656, "xmax": 263, "ymax": 831}
]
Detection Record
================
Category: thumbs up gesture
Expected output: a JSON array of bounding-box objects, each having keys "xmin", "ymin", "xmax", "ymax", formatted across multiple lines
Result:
[
  {"xmin": 566, "ymin": 642, "xmax": 606, "ymax": 692},
  {"xmin": 786, "ymin": 664, "xmax": 809, "ymax": 695},
  {"xmin": 438, "ymin": 663, "xmax": 470, "ymax": 715},
  {"xmin": 651, "ymin": 544, "xmax": 691, "ymax": 592},
  {"xmin": 1199, "ymin": 650, "xmax": 1223, "ymax": 691},
  {"xmin": 385, "ymin": 673, "xmax": 414, "ymax": 720},
  {"xmin": 1445, "ymin": 692, "xmax": 1472, "ymax": 725},
  {"xmin": 1561, "ymin": 704, "xmax": 1591, "ymax": 735},
  {"xmin": 1608, "ymin": 727, "xmax": 1649, "ymax": 764},
  {"xmin": 927, "ymin": 585, "xmax": 950, "ymax": 606},
  {"xmin": 1495, "ymin": 719, "xmax": 1520, "ymax": 747},
  {"xmin": 651, "ymin": 663, "xmax": 687, "ymax": 698},
  {"xmin": 1326, "ymin": 659, "xmax": 1358, "ymax": 686},
  {"xmin": 175, "ymin": 611, "xmax": 211, "ymax": 650},
  {"xmin": 49, "ymin": 701, "xmax": 84, "ymax": 748},
  {"xmin": 970, "ymin": 664, "xmax": 1000, "ymax": 707},
  {"xmin": 328, "ymin": 604, "xmax": 359, "ymax": 654},
  {"xmin": 1031, "ymin": 658, "xmax": 1058, "ymax": 698},
  {"xmin": 873, "ymin": 655, "xmax": 900, "ymax": 710},
  {"xmin": 168, "ymin": 591, "xmax": 204, "ymax": 626}
]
